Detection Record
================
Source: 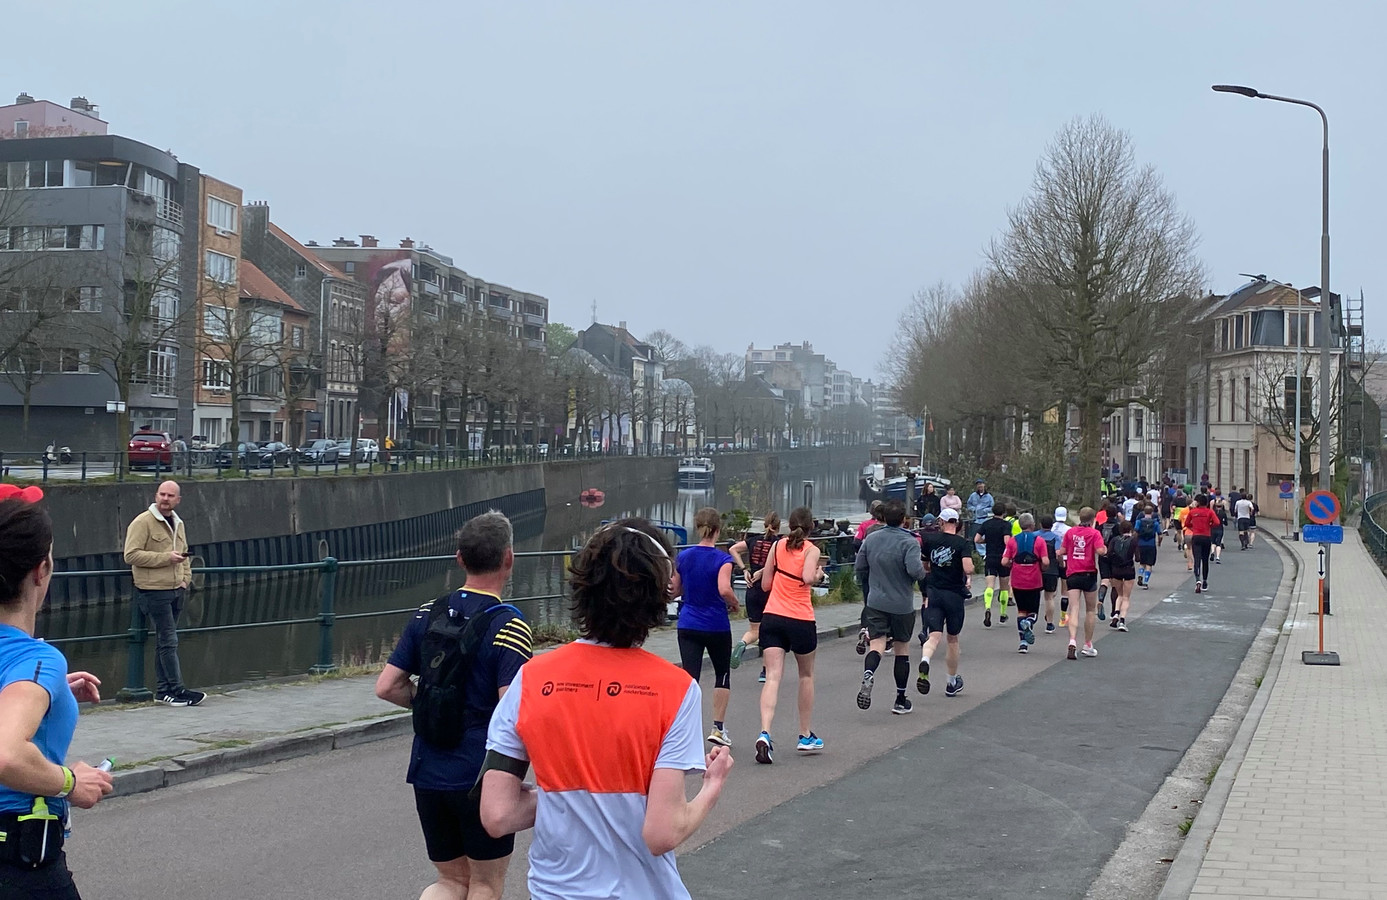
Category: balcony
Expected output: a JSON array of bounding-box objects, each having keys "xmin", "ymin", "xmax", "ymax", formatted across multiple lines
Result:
[
  {"xmin": 524, "ymin": 311, "xmax": 546, "ymax": 326},
  {"xmin": 525, "ymin": 338, "xmax": 546, "ymax": 352},
  {"xmin": 421, "ymin": 280, "xmax": 441, "ymax": 296},
  {"xmin": 127, "ymin": 189, "xmax": 183, "ymax": 228},
  {"xmin": 487, "ymin": 304, "xmax": 512, "ymax": 319}
]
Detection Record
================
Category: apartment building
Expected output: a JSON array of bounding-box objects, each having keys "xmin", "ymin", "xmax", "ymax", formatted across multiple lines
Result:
[
  {"xmin": 240, "ymin": 202, "xmax": 363, "ymax": 441},
  {"xmin": 0, "ymin": 93, "xmax": 201, "ymax": 450},
  {"xmin": 191, "ymin": 174, "xmax": 242, "ymax": 445}
]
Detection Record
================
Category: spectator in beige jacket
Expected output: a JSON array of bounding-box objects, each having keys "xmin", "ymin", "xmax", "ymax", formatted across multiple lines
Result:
[{"xmin": 123, "ymin": 481, "xmax": 204, "ymax": 707}]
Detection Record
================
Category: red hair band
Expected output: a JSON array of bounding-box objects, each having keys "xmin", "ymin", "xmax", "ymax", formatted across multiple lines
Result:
[{"xmin": 0, "ymin": 484, "xmax": 44, "ymax": 504}]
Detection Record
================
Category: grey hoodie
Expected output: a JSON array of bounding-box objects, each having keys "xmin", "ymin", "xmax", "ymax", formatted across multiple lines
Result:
[{"xmin": 855, "ymin": 526, "xmax": 928, "ymax": 614}]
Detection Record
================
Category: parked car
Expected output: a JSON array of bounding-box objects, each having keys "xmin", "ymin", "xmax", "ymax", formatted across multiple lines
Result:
[
  {"xmin": 127, "ymin": 430, "xmax": 173, "ymax": 469},
  {"xmin": 258, "ymin": 441, "xmax": 295, "ymax": 467},
  {"xmin": 333, "ymin": 438, "xmax": 378, "ymax": 463},
  {"xmin": 299, "ymin": 439, "xmax": 343, "ymax": 465},
  {"xmin": 214, "ymin": 441, "xmax": 261, "ymax": 468}
]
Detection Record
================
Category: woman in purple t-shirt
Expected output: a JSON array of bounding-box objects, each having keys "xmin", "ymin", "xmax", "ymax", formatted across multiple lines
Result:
[{"xmin": 670, "ymin": 507, "xmax": 739, "ymax": 748}]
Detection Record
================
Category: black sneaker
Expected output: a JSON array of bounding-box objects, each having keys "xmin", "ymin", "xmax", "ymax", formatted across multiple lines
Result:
[
  {"xmin": 1109, "ymin": 616, "xmax": 1120, "ymax": 628},
  {"xmin": 892, "ymin": 695, "xmax": 913, "ymax": 715},
  {"xmin": 944, "ymin": 676, "xmax": 963, "ymax": 697},
  {"xmin": 856, "ymin": 671, "xmax": 874, "ymax": 710},
  {"xmin": 178, "ymin": 688, "xmax": 206, "ymax": 707},
  {"xmin": 916, "ymin": 659, "xmax": 931, "ymax": 695},
  {"xmin": 983, "ymin": 609, "xmax": 992, "ymax": 628},
  {"xmin": 156, "ymin": 692, "xmax": 190, "ymax": 707},
  {"xmin": 855, "ymin": 628, "xmax": 869, "ymax": 655}
]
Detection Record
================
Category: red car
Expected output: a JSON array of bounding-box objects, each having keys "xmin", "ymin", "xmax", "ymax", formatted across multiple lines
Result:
[{"xmin": 128, "ymin": 430, "xmax": 173, "ymax": 468}]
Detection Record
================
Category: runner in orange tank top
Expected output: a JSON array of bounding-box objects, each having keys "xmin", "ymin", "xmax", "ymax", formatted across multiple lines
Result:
[{"xmin": 754, "ymin": 506, "xmax": 825, "ymax": 763}]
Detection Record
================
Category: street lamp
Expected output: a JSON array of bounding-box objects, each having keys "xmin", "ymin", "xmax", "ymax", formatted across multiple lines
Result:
[{"xmin": 1213, "ymin": 83, "xmax": 1335, "ymax": 615}]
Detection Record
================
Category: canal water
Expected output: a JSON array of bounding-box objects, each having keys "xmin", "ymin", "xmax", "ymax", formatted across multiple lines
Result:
[{"xmin": 37, "ymin": 459, "xmax": 869, "ymax": 691}]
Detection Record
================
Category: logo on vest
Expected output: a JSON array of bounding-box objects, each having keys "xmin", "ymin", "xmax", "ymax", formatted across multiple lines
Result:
[
  {"xmin": 606, "ymin": 681, "xmax": 622, "ymax": 697},
  {"xmin": 541, "ymin": 681, "xmax": 555, "ymax": 696},
  {"xmin": 429, "ymin": 651, "xmax": 446, "ymax": 669}
]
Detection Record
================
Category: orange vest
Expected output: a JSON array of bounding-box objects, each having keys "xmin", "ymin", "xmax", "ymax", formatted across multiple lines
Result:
[
  {"xmin": 517, "ymin": 642, "xmax": 692, "ymax": 794},
  {"xmin": 765, "ymin": 539, "xmax": 815, "ymax": 622}
]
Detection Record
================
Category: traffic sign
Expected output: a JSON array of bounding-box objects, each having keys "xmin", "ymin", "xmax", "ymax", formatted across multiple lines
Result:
[
  {"xmin": 1279, "ymin": 480, "xmax": 1295, "ymax": 494},
  {"xmin": 1301, "ymin": 524, "xmax": 1344, "ymax": 544},
  {"xmin": 1303, "ymin": 490, "xmax": 1341, "ymax": 525}
]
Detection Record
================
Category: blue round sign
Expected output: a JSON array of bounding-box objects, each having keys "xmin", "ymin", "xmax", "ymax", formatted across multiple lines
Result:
[{"xmin": 1304, "ymin": 490, "xmax": 1341, "ymax": 525}]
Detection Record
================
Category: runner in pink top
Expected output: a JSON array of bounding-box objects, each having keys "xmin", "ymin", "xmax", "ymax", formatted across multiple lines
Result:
[
  {"xmin": 1060, "ymin": 506, "xmax": 1106, "ymax": 660},
  {"xmin": 1001, "ymin": 513, "xmax": 1049, "ymax": 654}
]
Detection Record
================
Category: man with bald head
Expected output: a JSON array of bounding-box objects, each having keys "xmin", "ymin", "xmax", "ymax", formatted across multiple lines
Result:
[{"xmin": 124, "ymin": 481, "xmax": 205, "ymax": 706}]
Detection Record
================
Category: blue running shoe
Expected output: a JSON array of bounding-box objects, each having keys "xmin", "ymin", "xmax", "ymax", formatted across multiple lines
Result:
[
  {"xmin": 730, "ymin": 640, "xmax": 746, "ymax": 669},
  {"xmin": 757, "ymin": 667, "xmax": 766, "ymax": 683},
  {"xmin": 755, "ymin": 731, "xmax": 773, "ymax": 764},
  {"xmin": 1023, "ymin": 617, "xmax": 1036, "ymax": 645},
  {"xmin": 945, "ymin": 676, "xmax": 963, "ymax": 697},
  {"xmin": 796, "ymin": 733, "xmax": 824, "ymax": 753}
]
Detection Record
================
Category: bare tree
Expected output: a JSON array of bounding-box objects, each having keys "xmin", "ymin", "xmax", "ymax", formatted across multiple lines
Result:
[
  {"xmin": 196, "ymin": 278, "xmax": 292, "ymax": 446},
  {"xmin": 988, "ymin": 114, "xmax": 1204, "ymax": 497}
]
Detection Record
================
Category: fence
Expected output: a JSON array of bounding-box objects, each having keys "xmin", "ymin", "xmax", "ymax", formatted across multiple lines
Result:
[
  {"xmin": 45, "ymin": 535, "xmax": 859, "ymax": 701},
  {"xmin": 1360, "ymin": 491, "xmax": 1387, "ymax": 568}
]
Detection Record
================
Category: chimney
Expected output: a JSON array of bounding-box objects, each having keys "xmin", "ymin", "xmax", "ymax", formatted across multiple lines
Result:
[
  {"xmin": 306, "ymin": 241, "xmax": 319, "ymax": 247},
  {"xmin": 399, "ymin": 237, "xmax": 414, "ymax": 249},
  {"xmin": 15, "ymin": 92, "xmax": 34, "ymax": 105},
  {"xmin": 69, "ymin": 96, "xmax": 98, "ymax": 117},
  {"xmin": 360, "ymin": 235, "xmax": 378, "ymax": 248},
  {"xmin": 332, "ymin": 237, "xmax": 358, "ymax": 247}
]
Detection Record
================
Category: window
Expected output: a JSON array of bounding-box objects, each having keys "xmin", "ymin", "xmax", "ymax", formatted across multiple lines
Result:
[
  {"xmin": 250, "ymin": 311, "xmax": 279, "ymax": 345},
  {"xmin": 1233, "ymin": 316, "xmax": 1245, "ymax": 349},
  {"xmin": 343, "ymin": 261, "xmax": 355, "ymax": 273},
  {"xmin": 205, "ymin": 250, "xmax": 236, "ymax": 284},
  {"xmin": 203, "ymin": 306, "xmax": 230, "ymax": 340},
  {"xmin": 295, "ymin": 263, "xmax": 307, "ymax": 278},
  {"xmin": 291, "ymin": 326, "xmax": 304, "ymax": 349},
  {"xmin": 1243, "ymin": 376, "xmax": 1251, "ymax": 421},
  {"xmin": 1229, "ymin": 379, "xmax": 1236, "ymax": 422},
  {"xmin": 1216, "ymin": 379, "xmax": 1223, "ymax": 422},
  {"xmin": 1216, "ymin": 448, "xmax": 1223, "ymax": 485},
  {"xmin": 13, "ymin": 121, "xmax": 27, "ymax": 138},
  {"xmin": 201, "ymin": 359, "xmax": 232, "ymax": 389},
  {"xmin": 1243, "ymin": 449, "xmax": 1251, "ymax": 488},
  {"xmin": 71, "ymin": 161, "xmax": 95, "ymax": 187},
  {"xmin": 206, "ymin": 196, "xmax": 238, "ymax": 233},
  {"xmin": 1134, "ymin": 409, "xmax": 1144, "ymax": 438},
  {"xmin": 1284, "ymin": 376, "xmax": 1312, "ymax": 419},
  {"xmin": 0, "ymin": 225, "xmax": 102, "ymax": 250},
  {"xmin": 0, "ymin": 161, "xmax": 62, "ymax": 189},
  {"xmin": 63, "ymin": 287, "xmax": 102, "ymax": 312},
  {"xmin": 132, "ymin": 343, "xmax": 178, "ymax": 396},
  {"xmin": 39, "ymin": 347, "xmax": 84, "ymax": 373}
]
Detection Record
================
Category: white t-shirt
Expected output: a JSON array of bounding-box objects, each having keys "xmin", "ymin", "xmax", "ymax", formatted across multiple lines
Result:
[
  {"xmin": 1121, "ymin": 498, "xmax": 1137, "ymax": 520},
  {"xmin": 1147, "ymin": 488, "xmax": 1160, "ymax": 507},
  {"xmin": 486, "ymin": 645, "xmax": 707, "ymax": 900},
  {"xmin": 1235, "ymin": 498, "xmax": 1255, "ymax": 520}
]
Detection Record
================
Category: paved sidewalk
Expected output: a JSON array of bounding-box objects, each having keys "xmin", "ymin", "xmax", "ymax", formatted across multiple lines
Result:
[
  {"xmin": 1175, "ymin": 527, "xmax": 1387, "ymax": 899},
  {"xmin": 69, "ymin": 597, "xmax": 882, "ymax": 794}
]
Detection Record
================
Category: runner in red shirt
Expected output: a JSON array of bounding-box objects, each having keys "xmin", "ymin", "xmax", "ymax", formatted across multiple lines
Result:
[
  {"xmin": 1060, "ymin": 506, "xmax": 1106, "ymax": 659},
  {"xmin": 1182, "ymin": 495, "xmax": 1220, "ymax": 594}
]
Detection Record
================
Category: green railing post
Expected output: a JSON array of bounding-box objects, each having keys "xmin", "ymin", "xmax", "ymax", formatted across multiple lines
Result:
[
  {"xmin": 116, "ymin": 601, "xmax": 152, "ymax": 702},
  {"xmin": 310, "ymin": 557, "xmax": 339, "ymax": 674}
]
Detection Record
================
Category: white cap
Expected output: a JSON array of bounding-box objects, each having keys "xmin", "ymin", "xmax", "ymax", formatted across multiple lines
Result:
[
  {"xmin": 1054, "ymin": 506, "xmax": 1069, "ymax": 523},
  {"xmin": 939, "ymin": 508, "xmax": 960, "ymax": 522}
]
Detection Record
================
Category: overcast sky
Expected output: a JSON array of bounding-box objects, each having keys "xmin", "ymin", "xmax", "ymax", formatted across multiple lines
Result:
[{"xmin": 18, "ymin": 1, "xmax": 1384, "ymax": 378}]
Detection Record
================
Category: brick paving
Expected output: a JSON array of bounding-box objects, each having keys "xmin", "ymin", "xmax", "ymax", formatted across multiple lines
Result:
[{"xmin": 1186, "ymin": 528, "xmax": 1387, "ymax": 899}]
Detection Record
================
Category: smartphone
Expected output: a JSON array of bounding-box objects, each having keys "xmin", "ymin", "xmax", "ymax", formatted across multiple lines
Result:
[{"xmin": 97, "ymin": 758, "xmax": 114, "ymax": 772}]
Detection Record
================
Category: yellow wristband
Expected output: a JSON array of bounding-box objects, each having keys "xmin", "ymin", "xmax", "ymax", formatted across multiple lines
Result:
[{"xmin": 56, "ymin": 765, "xmax": 75, "ymax": 799}]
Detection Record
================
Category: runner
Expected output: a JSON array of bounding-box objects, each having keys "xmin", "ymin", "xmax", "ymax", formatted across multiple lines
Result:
[
  {"xmin": 1052, "ymin": 506, "xmax": 1071, "ymax": 627},
  {"xmin": 1234, "ymin": 492, "xmax": 1254, "ymax": 551},
  {"xmin": 1096, "ymin": 502, "xmax": 1122, "ymax": 621},
  {"xmin": 973, "ymin": 505, "xmax": 1012, "ymax": 627},
  {"xmin": 1121, "ymin": 492, "xmax": 1138, "ymax": 522},
  {"xmin": 1001, "ymin": 513, "xmax": 1049, "ymax": 653},
  {"xmin": 1210, "ymin": 491, "xmax": 1228, "ymax": 564},
  {"xmin": 1106, "ymin": 520, "xmax": 1137, "ymax": 631},
  {"xmin": 669, "ymin": 507, "xmax": 739, "ymax": 747},
  {"xmin": 1060, "ymin": 506, "xmax": 1106, "ymax": 659},
  {"xmin": 1037, "ymin": 513, "xmax": 1063, "ymax": 634},
  {"xmin": 1133, "ymin": 503, "xmax": 1162, "ymax": 588},
  {"xmin": 917, "ymin": 508, "xmax": 974, "ymax": 697},
  {"xmin": 755, "ymin": 506, "xmax": 825, "ymax": 763},
  {"xmin": 1157, "ymin": 488, "xmax": 1174, "ymax": 545},
  {"xmin": 852, "ymin": 502, "xmax": 887, "ymax": 653},
  {"xmin": 854, "ymin": 500, "xmax": 926, "ymax": 714},
  {"xmin": 729, "ymin": 511, "xmax": 781, "ymax": 684},
  {"xmin": 1248, "ymin": 494, "xmax": 1260, "ymax": 547},
  {"xmin": 1184, "ymin": 494, "xmax": 1219, "ymax": 593}
]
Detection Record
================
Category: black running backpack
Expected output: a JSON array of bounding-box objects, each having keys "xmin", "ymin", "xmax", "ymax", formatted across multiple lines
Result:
[{"xmin": 411, "ymin": 593, "xmax": 519, "ymax": 749}]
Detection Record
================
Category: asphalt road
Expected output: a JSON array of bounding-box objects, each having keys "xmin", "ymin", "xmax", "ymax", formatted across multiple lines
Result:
[{"xmin": 65, "ymin": 544, "xmax": 1281, "ymax": 899}]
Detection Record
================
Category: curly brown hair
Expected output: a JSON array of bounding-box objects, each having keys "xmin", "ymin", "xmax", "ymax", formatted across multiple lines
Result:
[{"xmin": 569, "ymin": 517, "xmax": 674, "ymax": 648}]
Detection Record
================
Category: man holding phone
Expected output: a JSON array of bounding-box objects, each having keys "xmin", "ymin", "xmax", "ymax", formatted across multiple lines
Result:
[{"xmin": 124, "ymin": 481, "xmax": 204, "ymax": 706}]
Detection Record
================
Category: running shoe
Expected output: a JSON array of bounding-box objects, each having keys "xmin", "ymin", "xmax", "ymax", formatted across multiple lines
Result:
[
  {"xmin": 730, "ymin": 640, "xmax": 746, "ymax": 669},
  {"xmin": 1059, "ymin": 611, "xmax": 1068, "ymax": 628},
  {"xmin": 885, "ymin": 638, "xmax": 894, "ymax": 655},
  {"xmin": 1022, "ymin": 618, "xmax": 1036, "ymax": 645},
  {"xmin": 755, "ymin": 732, "xmax": 774, "ymax": 764},
  {"xmin": 1194, "ymin": 583, "xmax": 1202, "ymax": 594},
  {"xmin": 1097, "ymin": 605, "xmax": 1106, "ymax": 621},
  {"xmin": 1018, "ymin": 642, "xmax": 1029, "ymax": 654},
  {"xmin": 1118, "ymin": 619, "xmax": 1128, "ymax": 632},
  {"xmin": 892, "ymin": 696, "xmax": 913, "ymax": 715},
  {"xmin": 1045, "ymin": 622, "xmax": 1056, "ymax": 634},
  {"xmin": 1142, "ymin": 581, "xmax": 1150, "ymax": 591},
  {"xmin": 983, "ymin": 609, "xmax": 992, "ymax": 628},
  {"xmin": 1067, "ymin": 642, "xmax": 1078, "ymax": 661},
  {"xmin": 1215, "ymin": 557, "xmax": 1222, "ymax": 564},
  {"xmin": 916, "ymin": 659, "xmax": 931, "ymax": 695},
  {"xmin": 1109, "ymin": 615, "xmax": 1120, "ymax": 628},
  {"xmin": 758, "ymin": 667, "xmax": 766, "ymax": 683},
  {"xmin": 707, "ymin": 727, "xmax": 732, "ymax": 747},
  {"xmin": 856, "ymin": 671, "xmax": 874, "ymax": 710},
  {"xmin": 999, "ymin": 613, "xmax": 1008, "ymax": 624},
  {"xmin": 1202, "ymin": 581, "xmax": 1209, "ymax": 591},
  {"xmin": 944, "ymin": 675, "xmax": 963, "ymax": 697},
  {"xmin": 796, "ymin": 733, "xmax": 824, "ymax": 753},
  {"xmin": 856, "ymin": 628, "xmax": 869, "ymax": 655},
  {"xmin": 1080, "ymin": 643, "xmax": 1098, "ymax": 658}
]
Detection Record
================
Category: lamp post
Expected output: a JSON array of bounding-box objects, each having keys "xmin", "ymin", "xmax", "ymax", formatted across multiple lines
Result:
[{"xmin": 1213, "ymin": 83, "xmax": 1334, "ymax": 608}]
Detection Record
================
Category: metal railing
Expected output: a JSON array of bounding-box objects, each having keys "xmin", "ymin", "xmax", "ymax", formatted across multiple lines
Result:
[
  {"xmin": 1359, "ymin": 491, "xmax": 1387, "ymax": 568},
  {"xmin": 44, "ymin": 534, "xmax": 860, "ymax": 701}
]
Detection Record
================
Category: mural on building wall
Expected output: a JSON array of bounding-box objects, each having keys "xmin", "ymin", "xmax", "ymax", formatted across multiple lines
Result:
[{"xmin": 359, "ymin": 251, "xmax": 412, "ymax": 438}]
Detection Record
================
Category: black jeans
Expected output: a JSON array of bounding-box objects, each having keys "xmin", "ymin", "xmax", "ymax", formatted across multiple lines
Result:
[
  {"xmin": 0, "ymin": 854, "xmax": 83, "ymax": 899},
  {"xmin": 135, "ymin": 587, "xmax": 185, "ymax": 695},
  {"xmin": 1191, "ymin": 536, "xmax": 1212, "ymax": 584}
]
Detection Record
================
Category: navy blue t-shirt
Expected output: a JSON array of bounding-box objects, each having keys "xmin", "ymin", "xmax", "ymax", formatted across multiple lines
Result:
[
  {"xmin": 676, "ymin": 545, "xmax": 734, "ymax": 632},
  {"xmin": 387, "ymin": 589, "xmax": 532, "ymax": 790}
]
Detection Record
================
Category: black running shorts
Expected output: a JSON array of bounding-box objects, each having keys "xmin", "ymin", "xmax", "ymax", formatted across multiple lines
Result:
[
  {"xmin": 1012, "ymin": 588, "xmax": 1041, "ymax": 616},
  {"xmin": 1138, "ymin": 545, "xmax": 1157, "ymax": 566},
  {"xmin": 1237, "ymin": 517, "xmax": 1252, "ymax": 532},
  {"xmin": 984, "ymin": 556, "xmax": 1007, "ymax": 577},
  {"xmin": 744, "ymin": 582, "xmax": 769, "ymax": 623},
  {"xmin": 922, "ymin": 587, "xmax": 966, "ymax": 636},
  {"xmin": 1067, "ymin": 571, "xmax": 1099, "ymax": 593},
  {"xmin": 759, "ymin": 613, "xmax": 818, "ymax": 655},
  {"xmin": 1042, "ymin": 571, "xmax": 1060, "ymax": 593},
  {"xmin": 1097, "ymin": 556, "xmax": 1113, "ymax": 580},
  {"xmin": 414, "ymin": 787, "xmax": 515, "ymax": 863},
  {"xmin": 864, "ymin": 606, "xmax": 916, "ymax": 643},
  {"xmin": 1109, "ymin": 564, "xmax": 1136, "ymax": 582}
]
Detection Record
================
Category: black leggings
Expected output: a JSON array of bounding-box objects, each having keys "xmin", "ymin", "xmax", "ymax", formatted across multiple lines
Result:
[
  {"xmin": 1191, "ymin": 536, "xmax": 1212, "ymax": 584},
  {"xmin": 678, "ymin": 629, "xmax": 732, "ymax": 689}
]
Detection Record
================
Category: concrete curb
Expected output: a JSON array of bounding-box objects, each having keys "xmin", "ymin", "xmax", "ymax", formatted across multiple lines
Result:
[
  {"xmin": 110, "ymin": 713, "xmax": 411, "ymax": 797},
  {"xmin": 1155, "ymin": 527, "xmax": 1302, "ymax": 899}
]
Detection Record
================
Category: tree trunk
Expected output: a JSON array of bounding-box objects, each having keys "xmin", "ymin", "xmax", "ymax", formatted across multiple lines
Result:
[{"xmin": 1079, "ymin": 397, "xmax": 1103, "ymax": 504}]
